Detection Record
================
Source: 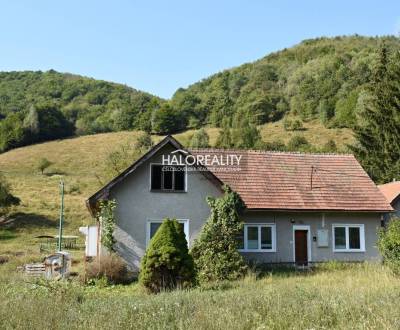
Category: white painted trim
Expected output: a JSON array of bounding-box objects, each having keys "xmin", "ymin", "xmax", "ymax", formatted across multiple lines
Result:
[
  {"xmin": 292, "ymin": 225, "xmax": 312, "ymax": 263},
  {"xmin": 332, "ymin": 224, "xmax": 365, "ymax": 252},
  {"xmin": 146, "ymin": 219, "xmax": 189, "ymax": 247},
  {"xmin": 149, "ymin": 163, "xmax": 188, "ymax": 192},
  {"xmin": 239, "ymin": 223, "xmax": 276, "ymax": 253}
]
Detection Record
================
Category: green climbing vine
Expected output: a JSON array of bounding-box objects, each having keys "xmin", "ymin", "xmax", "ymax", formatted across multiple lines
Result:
[{"xmin": 97, "ymin": 199, "xmax": 117, "ymax": 252}]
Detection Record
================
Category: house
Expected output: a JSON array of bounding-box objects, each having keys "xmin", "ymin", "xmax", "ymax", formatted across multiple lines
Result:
[
  {"xmin": 86, "ymin": 136, "xmax": 393, "ymax": 270},
  {"xmin": 378, "ymin": 181, "xmax": 400, "ymax": 220}
]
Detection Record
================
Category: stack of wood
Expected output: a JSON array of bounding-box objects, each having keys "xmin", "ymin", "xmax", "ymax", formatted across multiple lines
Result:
[{"xmin": 24, "ymin": 263, "xmax": 45, "ymax": 277}]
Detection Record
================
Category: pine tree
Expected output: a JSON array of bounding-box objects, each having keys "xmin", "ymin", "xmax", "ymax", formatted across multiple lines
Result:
[
  {"xmin": 191, "ymin": 186, "xmax": 247, "ymax": 283},
  {"xmin": 352, "ymin": 45, "xmax": 400, "ymax": 183}
]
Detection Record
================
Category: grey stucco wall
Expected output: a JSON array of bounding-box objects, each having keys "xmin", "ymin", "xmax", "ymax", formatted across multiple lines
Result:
[
  {"xmin": 392, "ymin": 199, "xmax": 400, "ymax": 218},
  {"xmin": 109, "ymin": 144, "xmax": 222, "ymax": 271},
  {"xmin": 241, "ymin": 211, "xmax": 383, "ymax": 264},
  {"xmin": 383, "ymin": 198, "xmax": 400, "ymax": 222},
  {"xmin": 107, "ymin": 143, "xmax": 385, "ymax": 271}
]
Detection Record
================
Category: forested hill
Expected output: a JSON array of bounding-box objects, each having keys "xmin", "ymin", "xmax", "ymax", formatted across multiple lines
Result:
[
  {"xmin": 1, "ymin": 35, "xmax": 400, "ymax": 153},
  {"xmin": 0, "ymin": 70, "xmax": 162, "ymax": 152},
  {"xmin": 170, "ymin": 35, "xmax": 400, "ymax": 129}
]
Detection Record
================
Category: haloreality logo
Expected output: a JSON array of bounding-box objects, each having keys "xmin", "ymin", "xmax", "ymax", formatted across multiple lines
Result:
[{"xmin": 162, "ymin": 149, "xmax": 242, "ymax": 172}]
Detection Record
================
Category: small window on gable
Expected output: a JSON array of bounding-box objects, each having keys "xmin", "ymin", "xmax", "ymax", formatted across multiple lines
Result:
[
  {"xmin": 150, "ymin": 164, "xmax": 186, "ymax": 192},
  {"xmin": 151, "ymin": 165, "xmax": 162, "ymax": 190},
  {"xmin": 174, "ymin": 166, "xmax": 185, "ymax": 191}
]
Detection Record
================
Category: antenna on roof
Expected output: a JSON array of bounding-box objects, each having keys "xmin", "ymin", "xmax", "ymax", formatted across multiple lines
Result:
[{"xmin": 310, "ymin": 165, "xmax": 314, "ymax": 190}]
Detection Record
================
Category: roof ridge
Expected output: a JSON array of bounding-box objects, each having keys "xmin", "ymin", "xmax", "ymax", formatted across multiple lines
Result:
[
  {"xmin": 378, "ymin": 181, "xmax": 400, "ymax": 187},
  {"xmin": 189, "ymin": 147, "xmax": 354, "ymax": 157}
]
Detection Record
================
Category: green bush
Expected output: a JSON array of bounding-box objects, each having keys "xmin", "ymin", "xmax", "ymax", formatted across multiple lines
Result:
[
  {"xmin": 283, "ymin": 117, "xmax": 292, "ymax": 131},
  {"xmin": 291, "ymin": 119, "xmax": 304, "ymax": 131},
  {"xmin": 0, "ymin": 173, "xmax": 20, "ymax": 213},
  {"xmin": 189, "ymin": 128, "xmax": 210, "ymax": 148},
  {"xmin": 287, "ymin": 135, "xmax": 311, "ymax": 151},
  {"xmin": 191, "ymin": 186, "xmax": 247, "ymax": 283},
  {"xmin": 283, "ymin": 117, "xmax": 303, "ymax": 131},
  {"xmin": 139, "ymin": 218, "xmax": 195, "ymax": 293},
  {"xmin": 36, "ymin": 157, "xmax": 53, "ymax": 175},
  {"xmin": 378, "ymin": 218, "xmax": 400, "ymax": 274}
]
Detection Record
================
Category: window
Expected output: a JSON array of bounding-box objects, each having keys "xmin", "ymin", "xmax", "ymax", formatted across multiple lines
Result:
[
  {"xmin": 146, "ymin": 220, "xmax": 189, "ymax": 246},
  {"xmin": 332, "ymin": 224, "xmax": 365, "ymax": 252},
  {"xmin": 150, "ymin": 165, "xmax": 186, "ymax": 192},
  {"xmin": 238, "ymin": 224, "xmax": 276, "ymax": 252}
]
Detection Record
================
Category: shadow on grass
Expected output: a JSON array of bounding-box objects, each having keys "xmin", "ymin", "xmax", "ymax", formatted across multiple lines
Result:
[
  {"xmin": 44, "ymin": 169, "xmax": 67, "ymax": 176},
  {"xmin": 0, "ymin": 230, "xmax": 16, "ymax": 240},
  {"xmin": 8, "ymin": 212, "xmax": 58, "ymax": 229},
  {"xmin": 251, "ymin": 261, "xmax": 359, "ymax": 279}
]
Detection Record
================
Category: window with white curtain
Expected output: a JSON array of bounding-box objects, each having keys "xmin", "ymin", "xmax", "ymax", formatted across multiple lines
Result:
[{"xmin": 237, "ymin": 224, "xmax": 276, "ymax": 252}]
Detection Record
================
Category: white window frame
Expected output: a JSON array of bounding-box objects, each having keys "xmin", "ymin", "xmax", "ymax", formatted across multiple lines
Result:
[
  {"xmin": 146, "ymin": 219, "xmax": 189, "ymax": 247},
  {"xmin": 149, "ymin": 163, "xmax": 187, "ymax": 192},
  {"xmin": 332, "ymin": 224, "xmax": 365, "ymax": 252},
  {"xmin": 238, "ymin": 223, "xmax": 276, "ymax": 252}
]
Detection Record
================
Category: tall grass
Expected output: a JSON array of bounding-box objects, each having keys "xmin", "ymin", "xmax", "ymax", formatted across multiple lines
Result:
[{"xmin": 0, "ymin": 263, "xmax": 399, "ymax": 329}]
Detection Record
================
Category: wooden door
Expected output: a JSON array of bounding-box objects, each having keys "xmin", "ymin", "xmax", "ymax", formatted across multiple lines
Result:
[{"xmin": 295, "ymin": 230, "xmax": 308, "ymax": 266}]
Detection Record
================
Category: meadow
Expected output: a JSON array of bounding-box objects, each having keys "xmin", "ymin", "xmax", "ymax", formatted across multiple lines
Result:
[{"xmin": 0, "ymin": 263, "xmax": 399, "ymax": 329}]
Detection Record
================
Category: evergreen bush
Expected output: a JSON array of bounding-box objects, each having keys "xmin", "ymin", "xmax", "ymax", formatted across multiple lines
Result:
[{"xmin": 139, "ymin": 218, "xmax": 195, "ymax": 293}]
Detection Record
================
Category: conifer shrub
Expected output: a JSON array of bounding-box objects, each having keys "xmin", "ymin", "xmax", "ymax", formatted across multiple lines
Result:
[
  {"xmin": 191, "ymin": 186, "xmax": 247, "ymax": 283},
  {"xmin": 139, "ymin": 218, "xmax": 195, "ymax": 293},
  {"xmin": 378, "ymin": 218, "xmax": 400, "ymax": 275}
]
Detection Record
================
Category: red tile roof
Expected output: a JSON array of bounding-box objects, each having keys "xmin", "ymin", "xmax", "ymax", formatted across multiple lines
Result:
[
  {"xmin": 190, "ymin": 149, "xmax": 393, "ymax": 211},
  {"xmin": 378, "ymin": 181, "xmax": 400, "ymax": 204}
]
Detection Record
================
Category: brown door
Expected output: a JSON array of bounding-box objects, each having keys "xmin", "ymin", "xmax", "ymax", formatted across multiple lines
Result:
[{"xmin": 295, "ymin": 230, "xmax": 308, "ymax": 266}]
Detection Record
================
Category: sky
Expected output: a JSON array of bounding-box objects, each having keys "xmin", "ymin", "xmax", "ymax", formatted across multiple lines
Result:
[{"xmin": 1, "ymin": 1, "xmax": 399, "ymax": 99}]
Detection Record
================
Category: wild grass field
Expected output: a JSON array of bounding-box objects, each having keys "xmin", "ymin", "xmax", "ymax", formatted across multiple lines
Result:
[{"xmin": 0, "ymin": 263, "xmax": 399, "ymax": 329}]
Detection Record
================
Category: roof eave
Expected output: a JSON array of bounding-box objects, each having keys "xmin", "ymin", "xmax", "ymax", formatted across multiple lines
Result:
[{"xmin": 245, "ymin": 208, "xmax": 393, "ymax": 213}]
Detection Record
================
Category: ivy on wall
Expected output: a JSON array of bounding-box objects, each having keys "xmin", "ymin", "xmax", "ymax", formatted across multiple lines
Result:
[{"xmin": 97, "ymin": 199, "xmax": 117, "ymax": 252}]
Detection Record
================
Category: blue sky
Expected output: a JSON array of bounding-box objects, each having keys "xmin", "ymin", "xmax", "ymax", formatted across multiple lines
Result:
[{"xmin": 1, "ymin": 1, "xmax": 399, "ymax": 98}]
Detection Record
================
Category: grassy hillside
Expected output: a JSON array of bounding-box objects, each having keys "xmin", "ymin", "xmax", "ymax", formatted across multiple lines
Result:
[{"xmin": 1, "ymin": 263, "xmax": 400, "ymax": 329}]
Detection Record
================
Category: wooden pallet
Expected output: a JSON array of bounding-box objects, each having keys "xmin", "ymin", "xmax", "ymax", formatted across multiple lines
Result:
[{"xmin": 25, "ymin": 263, "xmax": 45, "ymax": 276}]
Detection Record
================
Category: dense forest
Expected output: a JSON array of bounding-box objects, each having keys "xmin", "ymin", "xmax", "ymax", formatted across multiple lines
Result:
[
  {"xmin": 1, "ymin": 35, "xmax": 400, "ymax": 153},
  {"xmin": 0, "ymin": 71, "xmax": 162, "ymax": 151},
  {"xmin": 171, "ymin": 35, "xmax": 400, "ymax": 129}
]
